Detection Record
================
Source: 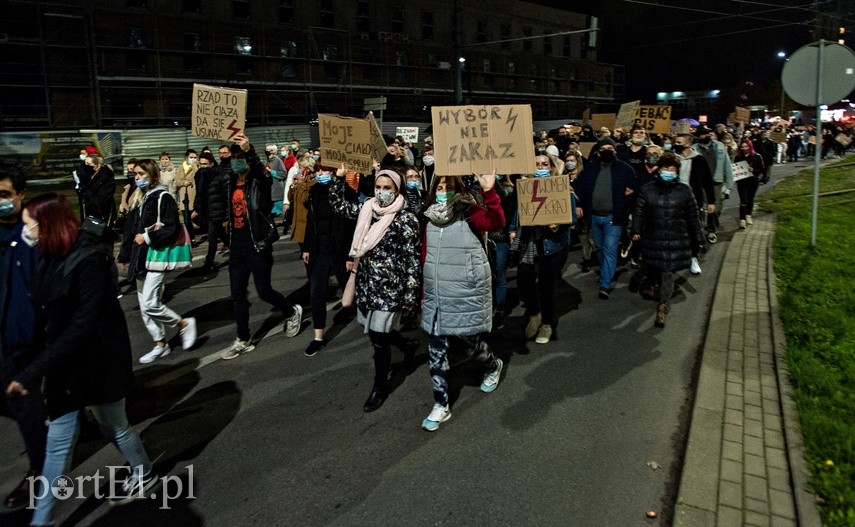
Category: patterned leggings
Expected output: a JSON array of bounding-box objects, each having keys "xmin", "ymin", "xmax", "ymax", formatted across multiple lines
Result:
[{"xmin": 427, "ymin": 333, "xmax": 497, "ymax": 406}]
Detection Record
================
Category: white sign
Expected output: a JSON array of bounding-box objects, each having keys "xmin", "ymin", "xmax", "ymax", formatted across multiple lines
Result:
[
  {"xmin": 396, "ymin": 126, "xmax": 419, "ymax": 143},
  {"xmin": 732, "ymin": 160, "xmax": 752, "ymax": 181}
]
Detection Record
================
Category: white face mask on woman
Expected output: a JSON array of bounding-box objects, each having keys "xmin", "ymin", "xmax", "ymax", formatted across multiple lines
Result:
[{"xmin": 21, "ymin": 223, "xmax": 39, "ymax": 248}]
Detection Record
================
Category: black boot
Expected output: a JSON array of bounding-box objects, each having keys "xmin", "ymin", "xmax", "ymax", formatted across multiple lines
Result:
[
  {"xmin": 364, "ymin": 341, "xmax": 391, "ymax": 412},
  {"xmin": 363, "ymin": 383, "xmax": 388, "ymax": 413},
  {"xmin": 4, "ymin": 471, "xmax": 39, "ymax": 510}
]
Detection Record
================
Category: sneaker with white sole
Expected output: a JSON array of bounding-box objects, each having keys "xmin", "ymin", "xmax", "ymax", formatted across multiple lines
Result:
[
  {"xmin": 739, "ymin": 219, "xmax": 747, "ymax": 229},
  {"xmin": 284, "ymin": 304, "xmax": 303, "ymax": 338},
  {"xmin": 110, "ymin": 468, "xmax": 160, "ymax": 506},
  {"xmin": 179, "ymin": 317, "xmax": 197, "ymax": 350},
  {"xmin": 139, "ymin": 345, "xmax": 170, "ymax": 364},
  {"xmin": 524, "ymin": 313, "xmax": 542, "ymax": 339},
  {"xmin": 706, "ymin": 232, "xmax": 718, "ymax": 244},
  {"xmin": 421, "ymin": 403, "xmax": 451, "ymax": 431},
  {"xmin": 535, "ymin": 325, "xmax": 553, "ymax": 344},
  {"xmin": 480, "ymin": 358, "xmax": 504, "ymax": 392},
  {"xmin": 220, "ymin": 338, "xmax": 255, "ymax": 360},
  {"xmin": 746, "ymin": 215, "xmax": 753, "ymax": 225},
  {"xmin": 690, "ymin": 257, "xmax": 702, "ymax": 275}
]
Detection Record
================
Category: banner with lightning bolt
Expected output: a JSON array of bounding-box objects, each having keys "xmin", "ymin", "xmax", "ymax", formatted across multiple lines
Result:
[
  {"xmin": 516, "ymin": 175, "xmax": 573, "ymax": 227},
  {"xmin": 191, "ymin": 83, "xmax": 248, "ymax": 141}
]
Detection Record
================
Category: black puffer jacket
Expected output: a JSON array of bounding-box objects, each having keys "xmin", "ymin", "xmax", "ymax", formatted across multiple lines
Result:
[
  {"xmin": 194, "ymin": 164, "xmax": 230, "ymax": 225},
  {"xmin": 631, "ymin": 177, "xmax": 704, "ymax": 272},
  {"xmin": 118, "ymin": 186, "xmax": 180, "ymax": 279},
  {"xmin": 79, "ymin": 165, "xmax": 117, "ymax": 225}
]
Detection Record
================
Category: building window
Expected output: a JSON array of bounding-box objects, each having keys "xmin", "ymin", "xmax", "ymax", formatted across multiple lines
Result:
[
  {"xmin": 236, "ymin": 57, "xmax": 251, "ymax": 74},
  {"xmin": 280, "ymin": 40, "xmax": 297, "ymax": 58},
  {"xmin": 279, "ymin": 0, "xmax": 294, "ymax": 23},
  {"xmin": 182, "ymin": 0, "xmax": 201, "ymax": 13},
  {"xmin": 184, "ymin": 33, "xmax": 201, "ymax": 52},
  {"xmin": 563, "ymin": 36, "xmax": 572, "ymax": 57},
  {"xmin": 126, "ymin": 0, "xmax": 147, "ymax": 7},
  {"xmin": 482, "ymin": 59, "xmax": 491, "ymax": 73},
  {"xmin": 550, "ymin": 66, "xmax": 557, "ymax": 78},
  {"xmin": 523, "ymin": 27, "xmax": 532, "ymax": 52},
  {"xmin": 361, "ymin": 48, "xmax": 376, "ymax": 80},
  {"xmin": 323, "ymin": 45, "xmax": 338, "ymax": 61},
  {"xmin": 183, "ymin": 33, "xmax": 201, "ymax": 70},
  {"xmin": 426, "ymin": 53, "xmax": 438, "ymax": 67},
  {"xmin": 396, "ymin": 50, "xmax": 408, "ymax": 83},
  {"xmin": 232, "ymin": 0, "xmax": 250, "ymax": 19},
  {"xmin": 235, "ymin": 37, "xmax": 252, "ymax": 55},
  {"xmin": 357, "ymin": 0, "xmax": 370, "ymax": 32},
  {"xmin": 507, "ymin": 62, "xmax": 515, "ymax": 75},
  {"xmin": 128, "ymin": 28, "xmax": 147, "ymax": 49},
  {"xmin": 543, "ymin": 35, "xmax": 552, "ymax": 55},
  {"xmin": 320, "ymin": 0, "xmax": 334, "ymax": 27},
  {"xmin": 391, "ymin": 4, "xmax": 404, "ymax": 33},
  {"xmin": 529, "ymin": 64, "xmax": 538, "ymax": 76},
  {"xmin": 500, "ymin": 24, "xmax": 511, "ymax": 50},
  {"xmin": 126, "ymin": 50, "xmax": 147, "ymax": 70},
  {"xmin": 477, "ymin": 20, "xmax": 487, "ymax": 43},
  {"xmin": 421, "ymin": 11, "xmax": 434, "ymax": 40}
]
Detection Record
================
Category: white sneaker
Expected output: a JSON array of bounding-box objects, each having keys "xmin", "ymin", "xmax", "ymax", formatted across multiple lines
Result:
[
  {"xmin": 739, "ymin": 219, "xmax": 747, "ymax": 229},
  {"xmin": 284, "ymin": 304, "xmax": 303, "ymax": 338},
  {"xmin": 480, "ymin": 358, "xmax": 504, "ymax": 392},
  {"xmin": 690, "ymin": 257, "xmax": 702, "ymax": 275},
  {"xmin": 139, "ymin": 345, "xmax": 170, "ymax": 364},
  {"xmin": 421, "ymin": 404, "xmax": 451, "ymax": 432},
  {"xmin": 535, "ymin": 325, "xmax": 552, "ymax": 344},
  {"xmin": 221, "ymin": 338, "xmax": 255, "ymax": 360},
  {"xmin": 179, "ymin": 317, "xmax": 197, "ymax": 350},
  {"xmin": 746, "ymin": 215, "xmax": 753, "ymax": 225}
]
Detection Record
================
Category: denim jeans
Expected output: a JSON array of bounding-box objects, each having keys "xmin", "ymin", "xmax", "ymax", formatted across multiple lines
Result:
[
  {"xmin": 31, "ymin": 400, "xmax": 152, "ymax": 526},
  {"xmin": 590, "ymin": 214, "xmax": 622, "ymax": 290},
  {"xmin": 493, "ymin": 241, "xmax": 510, "ymax": 310}
]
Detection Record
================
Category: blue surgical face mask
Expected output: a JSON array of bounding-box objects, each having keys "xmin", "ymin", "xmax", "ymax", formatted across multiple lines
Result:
[
  {"xmin": 659, "ymin": 170, "xmax": 678, "ymax": 182},
  {"xmin": 663, "ymin": 144, "xmax": 673, "ymax": 151},
  {"xmin": 311, "ymin": 155, "xmax": 320, "ymax": 161},
  {"xmin": 496, "ymin": 174, "xmax": 504, "ymax": 180},
  {"xmin": 135, "ymin": 179, "xmax": 150, "ymax": 190},
  {"xmin": 315, "ymin": 174, "xmax": 332, "ymax": 185},
  {"xmin": 565, "ymin": 162, "xmax": 577, "ymax": 172},
  {"xmin": 435, "ymin": 191, "xmax": 454, "ymax": 204},
  {"xmin": 534, "ymin": 168, "xmax": 551, "ymax": 178},
  {"xmin": 406, "ymin": 181, "xmax": 419, "ymax": 190},
  {"xmin": 231, "ymin": 159, "xmax": 248, "ymax": 173},
  {"xmin": 0, "ymin": 199, "xmax": 16, "ymax": 218}
]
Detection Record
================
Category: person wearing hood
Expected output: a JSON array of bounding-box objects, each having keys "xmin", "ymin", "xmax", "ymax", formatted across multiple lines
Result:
[
  {"xmin": 574, "ymin": 138, "xmax": 638, "ymax": 299},
  {"xmin": 673, "ymin": 133, "xmax": 715, "ymax": 275},
  {"xmin": 118, "ymin": 159, "xmax": 197, "ymax": 364},
  {"xmin": 733, "ymin": 139, "xmax": 764, "ymax": 229},
  {"xmin": 631, "ymin": 153, "xmax": 705, "ymax": 328}
]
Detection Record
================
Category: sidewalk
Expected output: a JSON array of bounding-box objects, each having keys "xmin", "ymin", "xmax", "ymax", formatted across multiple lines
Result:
[{"xmin": 674, "ymin": 213, "xmax": 821, "ymax": 526}]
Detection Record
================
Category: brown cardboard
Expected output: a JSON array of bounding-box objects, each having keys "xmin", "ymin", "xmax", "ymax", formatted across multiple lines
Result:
[
  {"xmin": 430, "ymin": 104, "xmax": 535, "ymax": 176},
  {"xmin": 582, "ymin": 107, "xmax": 591, "ymax": 125},
  {"xmin": 634, "ymin": 105, "xmax": 672, "ymax": 134},
  {"xmin": 769, "ymin": 131, "xmax": 787, "ymax": 143},
  {"xmin": 516, "ymin": 175, "xmax": 573, "ymax": 226},
  {"xmin": 592, "ymin": 113, "xmax": 616, "ymax": 131},
  {"xmin": 673, "ymin": 121, "xmax": 693, "ymax": 136},
  {"xmin": 577, "ymin": 142, "xmax": 597, "ymax": 158},
  {"xmin": 318, "ymin": 114, "xmax": 374, "ymax": 173},
  {"xmin": 366, "ymin": 111, "xmax": 388, "ymax": 163},
  {"xmin": 735, "ymin": 106, "xmax": 750, "ymax": 123},
  {"xmin": 614, "ymin": 100, "xmax": 641, "ymax": 130},
  {"xmin": 191, "ymin": 83, "xmax": 248, "ymax": 141}
]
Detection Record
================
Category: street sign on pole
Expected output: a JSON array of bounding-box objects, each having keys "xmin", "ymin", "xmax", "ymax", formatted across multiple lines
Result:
[{"xmin": 363, "ymin": 97, "xmax": 387, "ymax": 112}]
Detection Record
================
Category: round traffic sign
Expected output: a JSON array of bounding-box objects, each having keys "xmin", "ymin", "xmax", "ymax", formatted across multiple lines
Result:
[{"xmin": 782, "ymin": 42, "xmax": 855, "ymax": 106}]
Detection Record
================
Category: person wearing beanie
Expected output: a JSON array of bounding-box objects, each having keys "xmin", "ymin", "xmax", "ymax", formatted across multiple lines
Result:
[{"xmin": 573, "ymin": 138, "xmax": 637, "ymax": 299}]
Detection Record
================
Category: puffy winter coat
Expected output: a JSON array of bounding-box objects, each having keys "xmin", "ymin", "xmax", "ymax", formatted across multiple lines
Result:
[
  {"xmin": 631, "ymin": 177, "xmax": 705, "ymax": 272},
  {"xmin": 194, "ymin": 165, "xmax": 229, "ymax": 224},
  {"xmin": 355, "ymin": 210, "xmax": 421, "ymax": 312}
]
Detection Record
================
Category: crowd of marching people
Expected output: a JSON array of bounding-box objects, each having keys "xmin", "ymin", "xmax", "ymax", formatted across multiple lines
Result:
[{"xmin": 1, "ymin": 116, "xmax": 853, "ymax": 524}]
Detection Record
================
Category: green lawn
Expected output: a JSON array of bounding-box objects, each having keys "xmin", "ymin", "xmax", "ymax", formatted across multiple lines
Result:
[{"xmin": 758, "ymin": 159, "xmax": 855, "ymax": 526}]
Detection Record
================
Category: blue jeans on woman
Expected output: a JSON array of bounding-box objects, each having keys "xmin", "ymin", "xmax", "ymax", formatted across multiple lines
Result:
[
  {"xmin": 31, "ymin": 399, "xmax": 152, "ymax": 526},
  {"xmin": 493, "ymin": 241, "xmax": 510, "ymax": 310},
  {"xmin": 590, "ymin": 214, "xmax": 623, "ymax": 291}
]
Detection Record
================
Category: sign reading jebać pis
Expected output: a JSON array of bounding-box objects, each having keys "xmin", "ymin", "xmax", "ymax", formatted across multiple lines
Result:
[{"xmin": 191, "ymin": 84, "xmax": 247, "ymax": 141}]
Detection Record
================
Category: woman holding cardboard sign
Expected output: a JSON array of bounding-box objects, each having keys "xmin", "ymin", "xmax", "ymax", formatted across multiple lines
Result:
[
  {"xmin": 733, "ymin": 139, "xmax": 764, "ymax": 229},
  {"xmin": 510, "ymin": 154, "xmax": 575, "ymax": 345}
]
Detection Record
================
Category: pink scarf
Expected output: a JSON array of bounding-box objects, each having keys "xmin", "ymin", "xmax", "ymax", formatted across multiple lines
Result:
[{"xmin": 349, "ymin": 193, "xmax": 406, "ymax": 258}]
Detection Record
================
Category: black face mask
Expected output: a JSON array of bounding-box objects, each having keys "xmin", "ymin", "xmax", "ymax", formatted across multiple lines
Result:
[
  {"xmin": 82, "ymin": 165, "xmax": 96, "ymax": 177},
  {"xmin": 599, "ymin": 150, "xmax": 616, "ymax": 163},
  {"xmin": 698, "ymin": 136, "xmax": 712, "ymax": 145},
  {"xmin": 220, "ymin": 156, "xmax": 230, "ymax": 165}
]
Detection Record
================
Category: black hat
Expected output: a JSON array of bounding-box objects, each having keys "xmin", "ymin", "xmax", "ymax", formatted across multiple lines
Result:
[
  {"xmin": 595, "ymin": 137, "xmax": 616, "ymax": 151},
  {"xmin": 694, "ymin": 125, "xmax": 713, "ymax": 136}
]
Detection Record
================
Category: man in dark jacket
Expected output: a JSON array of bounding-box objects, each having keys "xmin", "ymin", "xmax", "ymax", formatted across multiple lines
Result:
[
  {"xmin": 192, "ymin": 152, "xmax": 230, "ymax": 271},
  {"xmin": 574, "ymin": 138, "xmax": 638, "ymax": 299},
  {"xmin": 0, "ymin": 166, "xmax": 47, "ymax": 510},
  {"xmin": 221, "ymin": 135, "xmax": 303, "ymax": 360}
]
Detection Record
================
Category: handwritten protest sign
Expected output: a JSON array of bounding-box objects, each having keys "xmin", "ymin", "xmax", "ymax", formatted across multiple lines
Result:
[
  {"xmin": 366, "ymin": 111, "xmax": 388, "ymax": 163},
  {"xmin": 318, "ymin": 114, "xmax": 373, "ymax": 173},
  {"xmin": 592, "ymin": 113, "xmax": 616, "ymax": 131},
  {"xmin": 732, "ymin": 160, "xmax": 752, "ymax": 182},
  {"xmin": 735, "ymin": 106, "xmax": 750, "ymax": 123},
  {"xmin": 577, "ymin": 142, "xmax": 597, "ymax": 159},
  {"xmin": 673, "ymin": 121, "xmax": 693, "ymax": 135},
  {"xmin": 614, "ymin": 100, "xmax": 641, "ymax": 130},
  {"xmin": 396, "ymin": 126, "xmax": 419, "ymax": 143},
  {"xmin": 634, "ymin": 105, "xmax": 672, "ymax": 134},
  {"xmin": 191, "ymin": 84, "xmax": 248, "ymax": 141},
  {"xmin": 769, "ymin": 131, "xmax": 787, "ymax": 143},
  {"xmin": 430, "ymin": 104, "xmax": 535, "ymax": 176},
  {"xmin": 516, "ymin": 175, "xmax": 573, "ymax": 226}
]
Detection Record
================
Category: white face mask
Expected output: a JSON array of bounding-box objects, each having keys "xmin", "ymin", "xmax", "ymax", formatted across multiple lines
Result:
[
  {"xmin": 79, "ymin": 154, "xmax": 87, "ymax": 162},
  {"xmin": 422, "ymin": 155, "xmax": 435, "ymax": 166},
  {"xmin": 21, "ymin": 224, "xmax": 38, "ymax": 248}
]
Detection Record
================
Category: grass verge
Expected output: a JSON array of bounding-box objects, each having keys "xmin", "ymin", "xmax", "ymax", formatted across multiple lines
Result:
[{"xmin": 758, "ymin": 158, "xmax": 855, "ymax": 526}]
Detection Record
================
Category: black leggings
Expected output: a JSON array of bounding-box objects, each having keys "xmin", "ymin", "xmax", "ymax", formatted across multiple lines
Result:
[
  {"xmin": 737, "ymin": 177, "xmax": 759, "ymax": 220},
  {"xmin": 517, "ymin": 247, "xmax": 569, "ymax": 327}
]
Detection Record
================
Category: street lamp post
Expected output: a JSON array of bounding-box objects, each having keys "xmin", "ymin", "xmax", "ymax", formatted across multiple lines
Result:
[{"xmin": 777, "ymin": 51, "xmax": 787, "ymax": 118}]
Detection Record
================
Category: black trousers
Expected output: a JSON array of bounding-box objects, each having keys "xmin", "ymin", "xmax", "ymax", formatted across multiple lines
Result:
[
  {"xmin": 228, "ymin": 243, "xmax": 295, "ymax": 341},
  {"xmin": 204, "ymin": 218, "xmax": 230, "ymax": 267},
  {"xmin": 0, "ymin": 356, "xmax": 47, "ymax": 474},
  {"xmin": 737, "ymin": 177, "xmax": 759, "ymax": 220},
  {"xmin": 517, "ymin": 247, "xmax": 569, "ymax": 327},
  {"xmin": 308, "ymin": 251, "xmax": 348, "ymax": 330}
]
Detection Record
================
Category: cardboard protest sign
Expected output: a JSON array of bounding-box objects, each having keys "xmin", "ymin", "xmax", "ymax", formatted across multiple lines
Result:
[
  {"xmin": 732, "ymin": 160, "xmax": 752, "ymax": 182},
  {"xmin": 836, "ymin": 133, "xmax": 852, "ymax": 147},
  {"xmin": 516, "ymin": 175, "xmax": 573, "ymax": 226},
  {"xmin": 191, "ymin": 83, "xmax": 248, "ymax": 141},
  {"xmin": 430, "ymin": 104, "xmax": 535, "ymax": 176},
  {"xmin": 582, "ymin": 108, "xmax": 591, "ymax": 125},
  {"xmin": 633, "ymin": 105, "xmax": 672, "ymax": 134},
  {"xmin": 396, "ymin": 126, "xmax": 419, "ymax": 143},
  {"xmin": 591, "ymin": 113, "xmax": 616, "ymax": 131},
  {"xmin": 614, "ymin": 100, "xmax": 641, "ymax": 130},
  {"xmin": 673, "ymin": 121, "xmax": 693, "ymax": 136},
  {"xmin": 577, "ymin": 142, "xmax": 597, "ymax": 159},
  {"xmin": 318, "ymin": 114, "xmax": 373, "ymax": 173},
  {"xmin": 769, "ymin": 131, "xmax": 787, "ymax": 143},
  {"xmin": 366, "ymin": 112, "xmax": 388, "ymax": 163},
  {"xmin": 735, "ymin": 106, "xmax": 750, "ymax": 123}
]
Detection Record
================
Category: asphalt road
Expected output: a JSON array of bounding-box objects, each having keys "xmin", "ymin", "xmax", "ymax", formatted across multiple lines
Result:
[{"xmin": 0, "ymin": 158, "xmax": 815, "ymax": 527}]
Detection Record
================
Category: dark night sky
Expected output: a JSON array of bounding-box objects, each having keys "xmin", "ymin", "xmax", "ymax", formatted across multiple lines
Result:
[{"xmin": 534, "ymin": 0, "xmax": 824, "ymax": 102}]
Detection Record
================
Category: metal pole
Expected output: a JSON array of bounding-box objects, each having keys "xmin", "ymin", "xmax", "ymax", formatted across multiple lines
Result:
[
  {"xmin": 453, "ymin": 0, "xmax": 462, "ymax": 104},
  {"xmin": 811, "ymin": 40, "xmax": 825, "ymax": 248},
  {"xmin": 780, "ymin": 87, "xmax": 785, "ymax": 119}
]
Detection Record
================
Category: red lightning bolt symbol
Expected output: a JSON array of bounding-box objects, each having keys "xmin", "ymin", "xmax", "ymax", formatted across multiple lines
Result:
[
  {"xmin": 226, "ymin": 120, "xmax": 241, "ymax": 140},
  {"xmin": 530, "ymin": 180, "xmax": 547, "ymax": 219}
]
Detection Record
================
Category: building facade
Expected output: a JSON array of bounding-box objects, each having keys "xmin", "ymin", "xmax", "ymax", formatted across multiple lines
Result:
[{"xmin": 1, "ymin": 0, "xmax": 623, "ymax": 130}]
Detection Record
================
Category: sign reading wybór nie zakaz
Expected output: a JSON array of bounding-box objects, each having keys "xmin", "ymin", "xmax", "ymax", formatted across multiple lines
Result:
[
  {"xmin": 431, "ymin": 104, "xmax": 535, "ymax": 176},
  {"xmin": 191, "ymin": 84, "xmax": 248, "ymax": 141}
]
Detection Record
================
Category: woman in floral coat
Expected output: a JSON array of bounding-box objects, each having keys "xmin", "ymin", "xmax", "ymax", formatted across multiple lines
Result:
[{"xmin": 347, "ymin": 169, "xmax": 421, "ymax": 413}]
